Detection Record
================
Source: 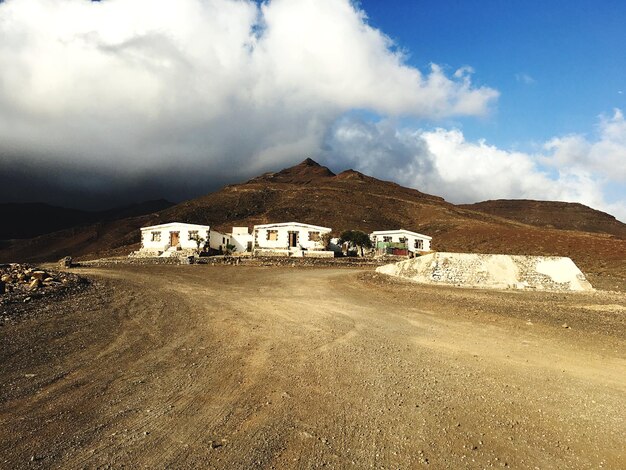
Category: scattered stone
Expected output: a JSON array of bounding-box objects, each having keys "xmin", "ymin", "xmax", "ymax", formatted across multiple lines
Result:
[
  {"xmin": 0, "ymin": 263, "xmax": 87, "ymax": 317},
  {"xmin": 562, "ymin": 323, "xmax": 570, "ymax": 329},
  {"xmin": 59, "ymin": 256, "xmax": 72, "ymax": 268},
  {"xmin": 208, "ymin": 440, "xmax": 223, "ymax": 449}
]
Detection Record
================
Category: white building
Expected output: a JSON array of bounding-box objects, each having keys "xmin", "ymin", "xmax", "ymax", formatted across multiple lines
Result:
[
  {"xmin": 137, "ymin": 222, "xmax": 226, "ymax": 257},
  {"xmin": 253, "ymin": 222, "xmax": 332, "ymax": 255},
  {"xmin": 230, "ymin": 227, "xmax": 253, "ymax": 253},
  {"xmin": 370, "ymin": 229, "xmax": 432, "ymax": 255}
]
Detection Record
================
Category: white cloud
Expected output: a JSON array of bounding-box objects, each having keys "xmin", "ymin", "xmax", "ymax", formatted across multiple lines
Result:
[
  {"xmin": 0, "ymin": 0, "xmax": 497, "ymax": 178},
  {"xmin": 543, "ymin": 109, "xmax": 626, "ymax": 182},
  {"xmin": 324, "ymin": 112, "xmax": 626, "ymax": 222}
]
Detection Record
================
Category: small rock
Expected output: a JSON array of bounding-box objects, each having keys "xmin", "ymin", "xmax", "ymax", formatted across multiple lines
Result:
[
  {"xmin": 28, "ymin": 278, "xmax": 40, "ymax": 290},
  {"xmin": 562, "ymin": 323, "xmax": 570, "ymax": 329},
  {"xmin": 208, "ymin": 440, "xmax": 223, "ymax": 449}
]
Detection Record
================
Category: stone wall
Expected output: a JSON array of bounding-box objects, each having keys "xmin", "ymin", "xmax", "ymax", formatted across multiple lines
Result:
[{"xmin": 81, "ymin": 255, "xmax": 388, "ymax": 268}]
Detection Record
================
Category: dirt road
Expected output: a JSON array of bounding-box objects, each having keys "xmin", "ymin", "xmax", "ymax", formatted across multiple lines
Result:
[{"xmin": 1, "ymin": 265, "xmax": 625, "ymax": 469}]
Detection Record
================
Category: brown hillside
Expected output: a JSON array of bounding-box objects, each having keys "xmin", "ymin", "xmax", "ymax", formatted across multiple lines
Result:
[
  {"xmin": 1, "ymin": 159, "xmax": 624, "ymax": 290},
  {"xmin": 460, "ymin": 199, "xmax": 626, "ymax": 239}
]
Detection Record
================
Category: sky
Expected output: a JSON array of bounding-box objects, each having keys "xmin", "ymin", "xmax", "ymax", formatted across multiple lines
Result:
[{"xmin": 0, "ymin": 0, "xmax": 624, "ymax": 221}]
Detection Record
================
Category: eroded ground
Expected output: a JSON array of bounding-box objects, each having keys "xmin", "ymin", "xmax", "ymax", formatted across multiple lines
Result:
[{"xmin": 1, "ymin": 265, "xmax": 625, "ymax": 469}]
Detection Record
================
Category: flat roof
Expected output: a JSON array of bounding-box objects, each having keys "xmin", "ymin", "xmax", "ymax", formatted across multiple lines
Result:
[
  {"xmin": 370, "ymin": 229, "xmax": 432, "ymax": 240},
  {"xmin": 253, "ymin": 221, "xmax": 332, "ymax": 231},
  {"xmin": 141, "ymin": 222, "xmax": 211, "ymax": 231}
]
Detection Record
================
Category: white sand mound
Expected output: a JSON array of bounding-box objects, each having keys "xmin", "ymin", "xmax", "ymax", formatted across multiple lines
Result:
[{"xmin": 376, "ymin": 252, "xmax": 593, "ymax": 292}]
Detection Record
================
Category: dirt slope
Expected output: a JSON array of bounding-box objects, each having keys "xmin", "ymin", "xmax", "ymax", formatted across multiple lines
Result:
[
  {"xmin": 1, "ymin": 265, "xmax": 624, "ymax": 468},
  {"xmin": 460, "ymin": 199, "xmax": 626, "ymax": 238}
]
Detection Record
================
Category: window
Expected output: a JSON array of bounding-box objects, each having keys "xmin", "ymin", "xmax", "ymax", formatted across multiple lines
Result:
[
  {"xmin": 188, "ymin": 230, "xmax": 198, "ymax": 240},
  {"xmin": 399, "ymin": 237, "xmax": 407, "ymax": 244},
  {"xmin": 151, "ymin": 231, "xmax": 161, "ymax": 242},
  {"xmin": 267, "ymin": 230, "xmax": 278, "ymax": 241},
  {"xmin": 308, "ymin": 231, "xmax": 320, "ymax": 241},
  {"xmin": 383, "ymin": 236, "xmax": 392, "ymax": 243},
  {"xmin": 414, "ymin": 239, "xmax": 424, "ymax": 250},
  {"xmin": 222, "ymin": 237, "xmax": 226, "ymax": 244}
]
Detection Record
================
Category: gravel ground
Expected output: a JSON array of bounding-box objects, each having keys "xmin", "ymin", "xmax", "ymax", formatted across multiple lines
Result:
[{"xmin": 0, "ymin": 265, "xmax": 624, "ymax": 469}]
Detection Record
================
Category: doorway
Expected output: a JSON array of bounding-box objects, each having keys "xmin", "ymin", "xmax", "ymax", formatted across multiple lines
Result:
[
  {"xmin": 170, "ymin": 231, "xmax": 180, "ymax": 247},
  {"xmin": 288, "ymin": 231, "xmax": 298, "ymax": 248}
]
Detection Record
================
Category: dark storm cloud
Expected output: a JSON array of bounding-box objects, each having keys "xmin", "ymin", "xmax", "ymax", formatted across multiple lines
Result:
[{"xmin": 0, "ymin": 0, "xmax": 496, "ymax": 208}]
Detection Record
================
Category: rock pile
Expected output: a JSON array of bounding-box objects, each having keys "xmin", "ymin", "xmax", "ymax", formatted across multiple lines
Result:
[
  {"xmin": 377, "ymin": 252, "xmax": 594, "ymax": 292},
  {"xmin": 0, "ymin": 263, "xmax": 87, "ymax": 309}
]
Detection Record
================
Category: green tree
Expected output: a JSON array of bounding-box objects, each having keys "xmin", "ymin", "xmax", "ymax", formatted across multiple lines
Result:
[{"xmin": 339, "ymin": 230, "xmax": 372, "ymax": 257}]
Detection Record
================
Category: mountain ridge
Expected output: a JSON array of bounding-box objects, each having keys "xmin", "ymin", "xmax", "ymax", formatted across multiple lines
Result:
[
  {"xmin": 460, "ymin": 199, "xmax": 626, "ymax": 238},
  {"xmin": 0, "ymin": 158, "xmax": 624, "ymax": 290},
  {"xmin": 0, "ymin": 199, "xmax": 175, "ymax": 240}
]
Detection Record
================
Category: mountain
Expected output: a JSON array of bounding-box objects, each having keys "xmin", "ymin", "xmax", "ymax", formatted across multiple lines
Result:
[
  {"xmin": 0, "ymin": 203, "xmax": 93, "ymax": 240},
  {"xmin": 0, "ymin": 199, "xmax": 175, "ymax": 240},
  {"xmin": 460, "ymin": 199, "xmax": 626, "ymax": 239},
  {"xmin": 0, "ymin": 159, "xmax": 624, "ymax": 291}
]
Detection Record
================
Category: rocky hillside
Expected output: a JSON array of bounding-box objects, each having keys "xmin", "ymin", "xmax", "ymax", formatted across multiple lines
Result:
[
  {"xmin": 0, "ymin": 159, "xmax": 625, "ymax": 290},
  {"xmin": 460, "ymin": 199, "xmax": 626, "ymax": 239}
]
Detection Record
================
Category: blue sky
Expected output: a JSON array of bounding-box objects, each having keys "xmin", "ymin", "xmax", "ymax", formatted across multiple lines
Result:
[
  {"xmin": 360, "ymin": 0, "xmax": 626, "ymax": 148},
  {"xmin": 0, "ymin": 0, "xmax": 624, "ymax": 220}
]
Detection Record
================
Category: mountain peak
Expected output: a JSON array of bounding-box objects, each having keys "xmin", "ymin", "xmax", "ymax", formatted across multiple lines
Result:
[
  {"xmin": 248, "ymin": 158, "xmax": 335, "ymax": 184},
  {"xmin": 300, "ymin": 157, "xmax": 321, "ymax": 166}
]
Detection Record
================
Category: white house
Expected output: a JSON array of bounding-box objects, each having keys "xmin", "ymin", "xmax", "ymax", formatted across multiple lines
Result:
[
  {"xmin": 370, "ymin": 229, "xmax": 432, "ymax": 255},
  {"xmin": 136, "ymin": 222, "xmax": 226, "ymax": 257},
  {"xmin": 230, "ymin": 227, "xmax": 253, "ymax": 253},
  {"xmin": 253, "ymin": 222, "xmax": 332, "ymax": 255}
]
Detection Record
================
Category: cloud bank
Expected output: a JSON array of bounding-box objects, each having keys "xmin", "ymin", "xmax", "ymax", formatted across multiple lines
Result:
[
  {"xmin": 325, "ymin": 109, "xmax": 626, "ymax": 221},
  {"xmin": 0, "ymin": 0, "xmax": 623, "ymax": 222},
  {"xmin": 0, "ymin": 0, "xmax": 496, "ymax": 172}
]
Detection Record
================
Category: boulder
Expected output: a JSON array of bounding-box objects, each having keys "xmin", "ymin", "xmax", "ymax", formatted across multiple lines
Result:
[
  {"xmin": 32, "ymin": 271, "xmax": 47, "ymax": 281},
  {"xmin": 59, "ymin": 256, "xmax": 72, "ymax": 268},
  {"xmin": 28, "ymin": 278, "xmax": 40, "ymax": 290}
]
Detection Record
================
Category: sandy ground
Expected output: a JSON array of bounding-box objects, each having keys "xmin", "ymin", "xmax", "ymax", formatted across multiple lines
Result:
[{"xmin": 1, "ymin": 265, "xmax": 625, "ymax": 469}]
